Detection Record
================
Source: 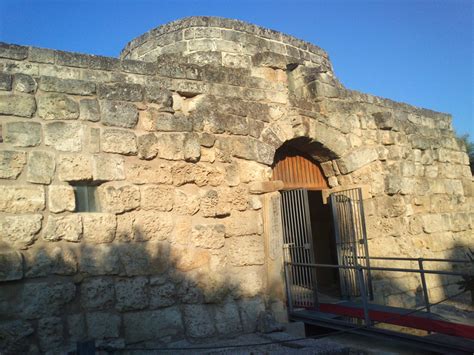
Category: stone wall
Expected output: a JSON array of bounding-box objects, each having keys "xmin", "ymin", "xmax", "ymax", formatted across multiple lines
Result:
[{"xmin": 0, "ymin": 16, "xmax": 472, "ymax": 353}]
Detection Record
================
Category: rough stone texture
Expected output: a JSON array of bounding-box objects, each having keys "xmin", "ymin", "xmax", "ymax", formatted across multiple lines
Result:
[
  {"xmin": 0, "ymin": 92, "xmax": 36, "ymax": 117},
  {"xmin": 24, "ymin": 246, "xmax": 77, "ymax": 277},
  {"xmin": 44, "ymin": 121, "xmax": 83, "ymax": 152},
  {"xmin": 37, "ymin": 93, "xmax": 79, "ymax": 120},
  {"xmin": 81, "ymin": 277, "xmax": 115, "ymax": 310},
  {"xmin": 57, "ymin": 154, "xmax": 92, "ymax": 181},
  {"xmin": 0, "ymin": 185, "xmax": 45, "ymax": 213},
  {"xmin": 0, "ymin": 150, "xmax": 26, "ymax": 179},
  {"xmin": 49, "ymin": 185, "xmax": 76, "ymax": 213},
  {"xmin": 4, "ymin": 121, "xmax": 41, "ymax": 147},
  {"xmin": 92, "ymin": 154, "xmax": 125, "ymax": 181},
  {"xmin": 43, "ymin": 214, "xmax": 82, "ymax": 242},
  {"xmin": 149, "ymin": 282, "xmax": 176, "ymax": 308},
  {"xmin": 101, "ymin": 100, "xmax": 139, "ymax": 128},
  {"xmin": 79, "ymin": 98, "xmax": 100, "ymax": 122},
  {"xmin": 228, "ymin": 235, "xmax": 265, "ymax": 266},
  {"xmin": 101, "ymin": 128, "xmax": 137, "ymax": 155},
  {"xmin": 13, "ymin": 74, "xmax": 37, "ymax": 93},
  {"xmin": 37, "ymin": 316, "xmax": 63, "ymax": 352},
  {"xmin": 40, "ymin": 76, "xmax": 95, "ymax": 95},
  {"xmin": 82, "ymin": 213, "xmax": 116, "ymax": 243},
  {"xmin": 115, "ymin": 277, "xmax": 149, "ymax": 311},
  {"xmin": 183, "ymin": 304, "xmax": 216, "ymax": 338},
  {"xmin": 0, "ymin": 251, "xmax": 23, "ymax": 281},
  {"xmin": 191, "ymin": 223, "xmax": 225, "ymax": 249},
  {"xmin": 27, "ymin": 151, "xmax": 55, "ymax": 184},
  {"xmin": 141, "ymin": 185, "xmax": 174, "ymax": 211},
  {"xmin": 79, "ymin": 244, "xmax": 120, "ymax": 275},
  {"xmin": 0, "ymin": 214, "xmax": 42, "ymax": 246},
  {"xmin": 86, "ymin": 312, "xmax": 121, "ymax": 339},
  {"xmin": 97, "ymin": 183, "xmax": 140, "ymax": 213}
]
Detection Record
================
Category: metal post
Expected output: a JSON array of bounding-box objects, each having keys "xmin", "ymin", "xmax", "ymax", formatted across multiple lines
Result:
[
  {"xmin": 284, "ymin": 262, "xmax": 294, "ymax": 313},
  {"xmin": 357, "ymin": 265, "xmax": 371, "ymax": 327},
  {"xmin": 418, "ymin": 258, "xmax": 431, "ymax": 313}
]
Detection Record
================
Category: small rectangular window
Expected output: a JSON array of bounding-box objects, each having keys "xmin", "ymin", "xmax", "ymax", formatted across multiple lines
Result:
[{"xmin": 74, "ymin": 185, "xmax": 100, "ymax": 212}]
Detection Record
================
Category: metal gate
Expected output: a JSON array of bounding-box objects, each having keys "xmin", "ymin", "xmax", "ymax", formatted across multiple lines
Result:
[
  {"xmin": 281, "ymin": 189, "xmax": 318, "ymax": 308},
  {"xmin": 329, "ymin": 188, "xmax": 373, "ymax": 299}
]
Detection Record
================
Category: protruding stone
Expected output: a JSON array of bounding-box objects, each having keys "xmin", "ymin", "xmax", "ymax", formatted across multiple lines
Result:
[
  {"xmin": 57, "ymin": 154, "xmax": 92, "ymax": 182},
  {"xmin": 101, "ymin": 128, "xmax": 137, "ymax": 155},
  {"xmin": 0, "ymin": 93, "xmax": 36, "ymax": 117},
  {"xmin": 0, "ymin": 150, "xmax": 26, "ymax": 179},
  {"xmin": 115, "ymin": 277, "xmax": 149, "ymax": 311},
  {"xmin": 43, "ymin": 214, "xmax": 82, "ymax": 242},
  {"xmin": 0, "ymin": 251, "xmax": 23, "ymax": 281},
  {"xmin": 249, "ymin": 180, "xmax": 284, "ymax": 194},
  {"xmin": 4, "ymin": 121, "xmax": 41, "ymax": 147},
  {"xmin": 0, "ymin": 214, "xmax": 42, "ymax": 246},
  {"xmin": 92, "ymin": 154, "xmax": 125, "ymax": 181},
  {"xmin": 0, "ymin": 185, "xmax": 45, "ymax": 213},
  {"xmin": 49, "ymin": 185, "xmax": 75, "ymax": 213},
  {"xmin": 82, "ymin": 213, "xmax": 116, "ymax": 243},
  {"xmin": 79, "ymin": 98, "xmax": 100, "ymax": 122},
  {"xmin": 27, "ymin": 151, "xmax": 55, "ymax": 184},
  {"xmin": 100, "ymin": 100, "xmax": 139, "ymax": 128},
  {"xmin": 37, "ymin": 93, "xmax": 79, "ymax": 120},
  {"xmin": 44, "ymin": 121, "xmax": 83, "ymax": 152},
  {"xmin": 40, "ymin": 76, "xmax": 95, "ymax": 95}
]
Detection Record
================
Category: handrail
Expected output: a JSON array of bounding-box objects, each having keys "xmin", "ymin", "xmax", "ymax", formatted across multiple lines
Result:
[{"xmin": 355, "ymin": 256, "xmax": 472, "ymax": 263}]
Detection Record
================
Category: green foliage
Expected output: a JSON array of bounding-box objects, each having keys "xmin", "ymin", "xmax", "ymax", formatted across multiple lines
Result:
[{"xmin": 458, "ymin": 133, "xmax": 474, "ymax": 174}]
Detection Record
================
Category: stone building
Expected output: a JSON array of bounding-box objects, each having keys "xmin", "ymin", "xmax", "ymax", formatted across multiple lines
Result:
[{"xmin": 0, "ymin": 16, "xmax": 472, "ymax": 353}]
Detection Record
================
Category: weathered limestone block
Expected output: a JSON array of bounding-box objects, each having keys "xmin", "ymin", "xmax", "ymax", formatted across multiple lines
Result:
[
  {"xmin": 174, "ymin": 186, "xmax": 200, "ymax": 215},
  {"xmin": 101, "ymin": 128, "xmax": 137, "ymax": 155},
  {"xmin": 200, "ymin": 189, "xmax": 230, "ymax": 218},
  {"xmin": 154, "ymin": 111, "xmax": 192, "ymax": 132},
  {"xmin": 214, "ymin": 300, "xmax": 243, "ymax": 334},
  {"xmin": 156, "ymin": 133, "xmax": 187, "ymax": 160},
  {"xmin": 82, "ymin": 213, "xmax": 116, "ymax": 243},
  {"xmin": 184, "ymin": 133, "xmax": 201, "ymax": 162},
  {"xmin": 37, "ymin": 93, "xmax": 79, "ymax": 120},
  {"xmin": 119, "ymin": 241, "xmax": 169, "ymax": 276},
  {"xmin": 37, "ymin": 316, "xmax": 63, "ymax": 352},
  {"xmin": 231, "ymin": 266, "xmax": 265, "ymax": 297},
  {"xmin": 0, "ymin": 92, "xmax": 36, "ymax": 117},
  {"xmin": 141, "ymin": 185, "xmax": 174, "ymax": 211},
  {"xmin": 24, "ymin": 246, "xmax": 77, "ymax": 277},
  {"xmin": 0, "ymin": 214, "xmax": 42, "ymax": 246},
  {"xmin": 115, "ymin": 277, "xmax": 149, "ymax": 311},
  {"xmin": 126, "ymin": 162, "xmax": 172, "ymax": 185},
  {"xmin": 67, "ymin": 314, "xmax": 86, "ymax": 342},
  {"xmin": 101, "ymin": 100, "xmax": 139, "ymax": 128},
  {"xmin": 21, "ymin": 281, "xmax": 76, "ymax": 319},
  {"xmin": 145, "ymin": 85, "xmax": 173, "ymax": 108},
  {"xmin": 0, "ymin": 320, "xmax": 34, "ymax": 354},
  {"xmin": 4, "ymin": 121, "xmax": 41, "ymax": 147},
  {"xmin": 191, "ymin": 223, "xmax": 225, "ymax": 249},
  {"xmin": 13, "ymin": 74, "xmax": 37, "ymax": 93},
  {"xmin": 0, "ymin": 72, "xmax": 12, "ymax": 90},
  {"xmin": 133, "ymin": 211, "xmax": 174, "ymax": 242},
  {"xmin": 385, "ymin": 176, "xmax": 416, "ymax": 195},
  {"xmin": 170, "ymin": 245, "xmax": 210, "ymax": 272},
  {"xmin": 0, "ymin": 150, "xmax": 26, "ymax": 179},
  {"xmin": 183, "ymin": 304, "xmax": 216, "ymax": 338},
  {"xmin": 27, "ymin": 151, "xmax": 55, "ymax": 184},
  {"xmin": 123, "ymin": 307, "xmax": 183, "ymax": 343},
  {"xmin": 86, "ymin": 312, "xmax": 121, "ymax": 339},
  {"xmin": 79, "ymin": 98, "xmax": 100, "ymax": 122},
  {"xmin": 40, "ymin": 76, "xmax": 95, "ymax": 95},
  {"xmin": 228, "ymin": 235, "xmax": 264, "ymax": 266},
  {"xmin": 43, "ymin": 214, "xmax": 82, "ymax": 242},
  {"xmin": 57, "ymin": 154, "xmax": 92, "ymax": 181},
  {"xmin": 49, "ymin": 185, "xmax": 75, "ymax": 213},
  {"xmin": 149, "ymin": 282, "xmax": 176, "ymax": 308},
  {"xmin": 79, "ymin": 244, "xmax": 120, "ymax": 275},
  {"xmin": 0, "ymin": 251, "xmax": 23, "ymax": 281},
  {"xmin": 225, "ymin": 210, "xmax": 263, "ymax": 237},
  {"xmin": 137, "ymin": 133, "xmax": 159, "ymax": 160},
  {"xmin": 337, "ymin": 147, "xmax": 378, "ymax": 174},
  {"xmin": 81, "ymin": 277, "xmax": 115, "ymax": 310},
  {"xmin": 44, "ymin": 121, "xmax": 83, "ymax": 152},
  {"xmin": 421, "ymin": 214, "xmax": 451, "ymax": 234},
  {"xmin": 231, "ymin": 137, "xmax": 275, "ymax": 165},
  {"xmin": 238, "ymin": 298, "xmax": 265, "ymax": 332},
  {"xmin": 98, "ymin": 83, "xmax": 143, "ymax": 101},
  {"xmin": 0, "ymin": 185, "xmax": 45, "ymax": 213},
  {"xmin": 92, "ymin": 154, "xmax": 125, "ymax": 181},
  {"xmin": 98, "ymin": 183, "xmax": 140, "ymax": 213}
]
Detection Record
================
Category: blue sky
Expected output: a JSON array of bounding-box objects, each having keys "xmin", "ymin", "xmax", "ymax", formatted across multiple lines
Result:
[{"xmin": 1, "ymin": 0, "xmax": 472, "ymax": 137}]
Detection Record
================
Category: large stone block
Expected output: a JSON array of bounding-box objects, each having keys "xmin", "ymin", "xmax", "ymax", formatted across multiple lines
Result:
[
  {"xmin": 23, "ymin": 246, "xmax": 77, "ymax": 277},
  {"xmin": 133, "ymin": 211, "xmax": 174, "ymax": 242},
  {"xmin": 123, "ymin": 307, "xmax": 183, "ymax": 342},
  {"xmin": 81, "ymin": 277, "xmax": 115, "ymax": 310},
  {"xmin": 98, "ymin": 83, "xmax": 143, "ymax": 101},
  {"xmin": 183, "ymin": 304, "xmax": 216, "ymax": 338},
  {"xmin": 119, "ymin": 241, "xmax": 169, "ymax": 276},
  {"xmin": 115, "ymin": 277, "xmax": 149, "ymax": 311},
  {"xmin": 37, "ymin": 317, "xmax": 63, "ymax": 352},
  {"xmin": 126, "ymin": 162, "xmax": 172, "ymax": 185},
  {"xmin": 27, "ymin": 151, "xmax": 55, "ymax": 184},
  {"xmin": 228, "ymin": 235, "xmax": 264, "ymax": 266},
  {"xmin": 225, "ymin": 210, "xmax": 263, "ymax": 237},
  {"xmin": 13, "ymin": 73, "xmax": 37, "ymax": 93},
  {"xmin": 174, "ymin": 186, "xmax": 200, "ymax": 215},
  {"xmin": 79, "ymin": 98, "xmax": 100, "ymax": 122},
  {"xmin": 231, "ymin": 266, "xmax": 265, "ymax": 297},
  {"xmin": 191, "ymin": 223, "xmax": 225, "ymax": 249},
  {"xmin": 0, "ymin": 185, "xmax": 45, "ymax": 213},
  {"xmin": 4, "ymin": 121, "xmax": 41, "ymax": 147},
  {"xmin": 238, "ymin": 298, "xmax": 265, "ymax": 332},
  {"xmin": 0, "ymin": 72, "xmax": 12, "ymax": 90},
  {"xmin": 231, "ymin": 137, "xmax": 275, "ymax": 165},
  {"xmin": 100, "ymin": 100, "xmax": 139, "ymax": 128},
  {"xmin": 0, "ymin": 150, "xmax": 26, "ymax": 179},
  {"xmin": 0, "ymin": 320, "xmax": 34, "ymax": 354},
  {"xmin": 200, "ymin": 189, "xmax": 230, "ymax": 218},
  {"xmin": 0, "ymin": 251, "xmax": 23, "ymax": 281},
  {"xmin": 137, "ymin": 133, "xmax": 159, "ymax": 160},
  {"xmin": 0, "ymin": 92, "xmax": 36, "ymax": 117},
  {"xmin": 82, "ymin": 213, "xmax": 116, "ymax": 243},
  {"xmin": 337, "ymin": 148, "xmax": 378, "ymax": 174},
  {"xmin": 92, "ymin": 154, "xmax": 125, "ymax": 181},
  {"xmin": 421, "ymin": 214, "xmax": 451, "ymax": 234},
  {"xmin": 86, "ymin": 312, "xmax": 121, "ymax": 339},
  {"xmin": 0, "ymin": 42, "xmax": 28, "ymax": 59},
  {"xmin": 57, "ymin": 154, "xmax": 92, "ymax": 181},
  {"xmin": 97, "ymin": 183, "xmax": 140, "ymax": 213},
  {"xmin": 149, "ymin": 282, "xmax": 176, "ymax": 309},
  {"xmin": 155, "ymin": 111, "xmax": 193, "ymax": 132},
  {"xmin": 40, "ymin": 76, "xmax": 95, "ymax": 95},
  {"xmin": 0, "ymin": 214, "xmax": 42, "ymax": 246},
  {"xmin": 101, "ymin": 128, "xmax": 137, "ymax": 155},
  {"xmin": 79, "ymin": 244, "xmax": 120, "ymax": 275},
  {"xmin": 214, "ymin": 300, "xmax": 243, "ymax": 335},
  {"xmin": 43, "ymin": 214, "xmax": 82, "ymax": 242},
  {"xmin": 141, "ymin": 185, "xmax": 174, "ymax": 211},
  {"xmin": 44, "ymin": 121, "xmax": 83, "ymax": 152},
  {"xmin": 144, "ymin": 85, "xmax": 173, "ymax": 108},
  {"xmin": 37, "ymin": 93, "xmax": 79, "ymax": 120},
  {"xmin": 170, "ymin": 245, "xmax": 210, "ymax": 272},
  {"xmin": 21, "ymin": 281, "xmax": 76, "ymax": 319},
  {"xmin": 67, "ymin": 314, "xmax": 86, "ymax": 342},
  {"xmin": 49, "ymin": 185, "xmax": 75, "ymax": 213},
  {"xmin": 184, "ymin": 133, "xmax": 201, "ymax": 162}
]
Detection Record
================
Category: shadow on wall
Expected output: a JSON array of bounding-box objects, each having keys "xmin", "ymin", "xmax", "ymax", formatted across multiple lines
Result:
[
  {"xmin": 0, "ymin": 225, "xmax": 268, "ymax": 354},
  {"xmin": 370, "ymin": 242, "xmax": 473, "ymax": 315}
]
